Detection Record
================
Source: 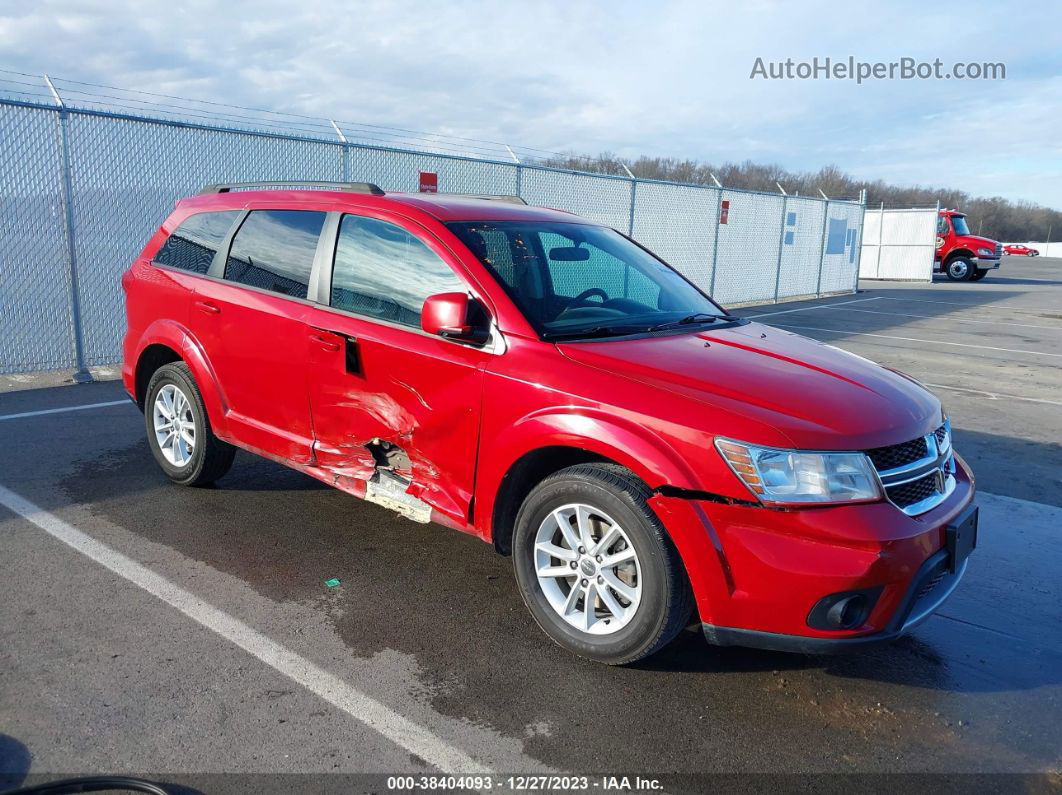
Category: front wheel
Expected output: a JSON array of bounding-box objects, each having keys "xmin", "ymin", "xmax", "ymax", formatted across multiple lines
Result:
[
  {"xmin": 512, "ymin": 463, "xmax": 693, "ymax": 665},
  {"xmin": 945, "ymin": 257, "xmax": 975, "ymax": 281},
  {"xmin": 970, "ymin": 269, "xmax": 989, "ymax": 281},
  {"xmin": 145, "ymin": 362, "xmax": 235, "ymax": 486}
]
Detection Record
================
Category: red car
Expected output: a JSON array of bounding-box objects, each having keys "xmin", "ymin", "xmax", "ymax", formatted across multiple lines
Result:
[
  {"xmin": 1004, "ymin": 244, "xmax": 1040, "ymax": 256},
  {"xmin": 122, "ymin": 181, "xmax": 978, "ymax": 663}
]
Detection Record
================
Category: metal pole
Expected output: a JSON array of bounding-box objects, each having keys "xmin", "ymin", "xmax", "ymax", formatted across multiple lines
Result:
[
  {"xmin": 875, "ymin": 202, "xmax": 884, "ymax": 278},
  {"xmin": 331, "ymin": 120, "xmax": 351, "ymax": 182},
  {"xmin": 627, "ymin": 178, "xmax": 637, "ymax": 237},
  {"xmin": 708, "ymin": 188, "xmax": 724, "ymax": 296},
  {"xmin": 515, "ymin": 163, "xmax": 523, "ymax": 200},
  {"xmin": 814, "ymin": 200, "xmax": 830, "ymax": 296},
  {"xmin": 45, "ymin": 74, "xmax": 92, "ymax": 384},
  {"xmin": 772, "ymin": 195, "xmax": 788, "ymax": 302}
]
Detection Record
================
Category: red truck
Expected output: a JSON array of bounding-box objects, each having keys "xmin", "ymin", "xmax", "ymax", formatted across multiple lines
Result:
[{"xmin": 936, "ymin": 209, "xmax": 1002, "ymax": 281}]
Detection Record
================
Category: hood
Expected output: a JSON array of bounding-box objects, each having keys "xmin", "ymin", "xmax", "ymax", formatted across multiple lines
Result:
[
  {"xmin": 959, "ymin": 234, "xmax": 1000, "ymax": 248},
  {"xmin": 557, "ymin": 322, "xmax": 942, "ymax": 450}
]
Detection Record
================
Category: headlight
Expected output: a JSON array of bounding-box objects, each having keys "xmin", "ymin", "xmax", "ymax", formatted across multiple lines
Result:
[
  {"xmin": 977, "ymin": 248, "xmax": 993, "ymax": 256},
  {"xmin": 715, "ymin": 439, "xmax": 882, "ymax": 505}
]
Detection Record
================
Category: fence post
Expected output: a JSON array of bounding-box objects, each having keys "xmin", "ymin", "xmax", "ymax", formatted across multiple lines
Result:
[
  {"xmin": 708, "ymin": 188, "xmax": 724, "ymax": 296},
  {"xmin": 772, "ymin": 195, "xmax": 789, "ymax": 302},
  {"xmin": 875, "ymin": 201, "xmax": 884, "ymax": 278},
  {"xmin": 45, "ymin": 75, "xmax": 91, "ymax": 383},
  {"xmin": 331, "ymin": 120, "xmax": 351, "ymax": 181},
  {"xmin": 628, "ymin": 178, "xmax": 637, "ymax": 237},
  {"xmin": 815, "ymin": 200, "xmax": 830, "ymax": 296},
  {"xmin": 515, "ymin": 163, "xmax": 523, "ymax": 200}
]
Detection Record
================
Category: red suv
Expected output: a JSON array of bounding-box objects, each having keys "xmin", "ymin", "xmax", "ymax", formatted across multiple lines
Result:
[{"xmin": 122, "ymin": 181, "xmax": 978, "ymax": 664}]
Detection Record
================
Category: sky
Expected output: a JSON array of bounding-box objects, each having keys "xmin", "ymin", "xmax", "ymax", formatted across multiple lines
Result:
[{"xmin": 1, "ymin": 0, "xmax": 1060, "ymax": 207}]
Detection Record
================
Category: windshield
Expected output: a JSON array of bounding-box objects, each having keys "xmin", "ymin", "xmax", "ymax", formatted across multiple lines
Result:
[
  {"xmin": 447, "ymin": 221, "xmax": 728, "ymax": 338},
  {"xmin": 950, "ymin": 215, "xmax": 972, "ymax": 236}
]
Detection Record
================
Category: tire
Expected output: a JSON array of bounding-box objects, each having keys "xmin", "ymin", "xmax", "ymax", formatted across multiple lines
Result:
[
  {"xmin": 512, "ymin": 463, "xmax": 693, "ymax": 665},
  {"xmin": 1031, "ymin": 251, "xmax": 1039, "ymax": 257},
  {"xmin": 945, "ymin": 257, "xmax": 975, "ymax": 281},
  {"xmin": 971, "ymin": 269, "xmax": 989, "ymax": 281},
  {"xmin": 145, "ymin": 362, "xmax": 235, "ymax": 486}
]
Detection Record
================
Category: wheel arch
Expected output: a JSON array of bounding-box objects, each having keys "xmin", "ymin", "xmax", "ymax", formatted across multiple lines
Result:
[
  {"xmin": 132, "ymin": 320, "xmax": 229, "ymax": 434},
  {"xmin": 483, "ymin": 411, "xmax": 700, "ymax": 555}
]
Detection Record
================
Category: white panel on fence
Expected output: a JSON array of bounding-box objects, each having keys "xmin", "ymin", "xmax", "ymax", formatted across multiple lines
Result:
[
  {"xmin": 518, "ymin": 169, "xmax": 633, "ymax": 230},
  {"xmin": 819, "ymin": 202, "xmax": 865, "ymax": 293},
  {"xmin": 859, "ymin": 208, "xmax": 936, "ymax": 281},
  {"xmin": 631, "ymin": 182, "xmax": 720, "ymax": 293},
  {"xmin": 712, "ymin": 190, "xmax": 787, "ymax": 305},
  {"xmin": 776, "ymin": 197, "xmax": 828, "ymax": 299}
]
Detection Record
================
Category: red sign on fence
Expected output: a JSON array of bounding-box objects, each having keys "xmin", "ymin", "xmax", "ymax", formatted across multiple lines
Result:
[
  {"xmin": 419, "ymin": 171, "xmax": 438, "ymax": 193},
  {"xmin": 720, "ymin": 200, "xmax": 730, "ymax": 224}
]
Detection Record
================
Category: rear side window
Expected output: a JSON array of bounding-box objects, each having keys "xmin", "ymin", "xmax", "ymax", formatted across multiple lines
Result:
[
  {"xmin": 224, "ymin": 210, "xmax": 326, "ymax": 299},
  {"xmin": 154, "ymin": 211, "xmax": 239, "ymax": 274},
  {"xmin": 330, "ymin": 215, "xmax": 466, "ymax": 327}
]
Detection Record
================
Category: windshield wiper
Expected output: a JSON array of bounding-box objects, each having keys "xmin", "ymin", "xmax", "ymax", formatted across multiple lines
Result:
[
  {"xmin": 646, "ymin": 313, "xmax": 728, "ymax": 332},
  {"xmin": 541, "ymin": 325, "xmax": 644, "ymax": 341}
]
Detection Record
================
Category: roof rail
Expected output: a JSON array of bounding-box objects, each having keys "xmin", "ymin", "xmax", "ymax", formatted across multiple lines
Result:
[
  {"xmin": 445, "ymin": 194, "xmax": 528, "ymax": 205},
  {"xmin": 199, "ymin": 180, "xmax": 385, "ymax": 195}
]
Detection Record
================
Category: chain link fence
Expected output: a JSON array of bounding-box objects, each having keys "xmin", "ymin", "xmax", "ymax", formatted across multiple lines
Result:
[{"xmin": 0, "ymin": 95, "xmax": 864, "ymax": 375}]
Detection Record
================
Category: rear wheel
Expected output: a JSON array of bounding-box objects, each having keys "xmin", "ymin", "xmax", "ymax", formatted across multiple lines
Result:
[
  {"xmin": 145, "ymin": 362, "xmax": 235, "ymax": 486},
  {"xmin": 945, "ymin": 257, "xmax": 975, "ymax": 281},
  {"xmin": 971, "ymin": 269, "xmax": 989, "ymax": 281},
  {"xmin": 512, "ymin": 463, "xmax": 692, "ymax": 665}
]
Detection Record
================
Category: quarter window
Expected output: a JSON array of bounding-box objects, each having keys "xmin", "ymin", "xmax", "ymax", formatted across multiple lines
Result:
[
  {"xmin": 154, "ymin": 211, "xmax": 240, "ymax": 274},
  {"xmin": 330, "ymin": 215, "xmax": 466, "ymax": 327},
  {"xmin": 224, "ymin": 210, "xmax": 326, "ymax": 299}
]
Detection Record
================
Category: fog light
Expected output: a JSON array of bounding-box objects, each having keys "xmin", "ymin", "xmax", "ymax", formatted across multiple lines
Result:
[
  {"xmin": 807, "ymin": 587, "xmax": 882, "ymax": 631},
  {"xmin": 827, "ymin": 595, "xmax": 866, "ymax": 629}
]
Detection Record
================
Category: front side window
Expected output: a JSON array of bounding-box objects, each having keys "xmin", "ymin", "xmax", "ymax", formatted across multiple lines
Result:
[
  {"xmin": 224, "ymin": 210, "xmax": 326, "ymax": 299},
  {"xmin": 447, "ymin": 221, "xmax": 726, "ymax": 339},
  {"xmin": 330, "ymin": 215, "xmax": 466, "ymax": 328},
  {"xmin": 950, "ymin": 215, "xmax": 971, "ymax": 236},
  {"xmin": 154, "ymin": 211, "xmax": 240, "ymax": 274}
]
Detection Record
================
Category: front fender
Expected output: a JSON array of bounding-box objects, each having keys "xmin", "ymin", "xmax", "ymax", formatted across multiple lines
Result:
[{"xmin": 474, "ymin": 406, "xmax": 703, "ymax": 543}]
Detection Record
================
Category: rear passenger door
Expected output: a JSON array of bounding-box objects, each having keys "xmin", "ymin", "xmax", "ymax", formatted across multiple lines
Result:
[
  {"xmin": 304, "ymin": 212, "xmax": 492, "ymax": 526},
  {"xmin": 192, "ymin": 209, "xmax": 327, "ymax": 464}
]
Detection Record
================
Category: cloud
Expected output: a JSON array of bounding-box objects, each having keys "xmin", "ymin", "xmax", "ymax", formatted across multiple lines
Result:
[{"xmin": 1, "ymin": 0, "xmax": 1059, "ymax": 206}]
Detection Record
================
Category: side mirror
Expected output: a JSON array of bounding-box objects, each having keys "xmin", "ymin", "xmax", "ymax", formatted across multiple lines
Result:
[{"xmin": 421, "ymin": 293, "xmax": 489, "ymax": 344}]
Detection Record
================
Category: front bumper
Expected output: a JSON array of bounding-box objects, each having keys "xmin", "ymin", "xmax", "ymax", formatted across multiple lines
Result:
[
  {"xmin": 971, "ymin": 256, "xmax": 1001, "ymax": 270},
  {"xmin": 702, "ymin": 548, "xmax": 968, "ymax": 653},
  {"xmin": 648, "ymin": 457, "xmax": 976, "ymax": 652}
]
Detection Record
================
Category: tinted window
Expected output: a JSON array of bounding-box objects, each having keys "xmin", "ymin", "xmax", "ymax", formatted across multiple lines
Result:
[
  {"xmin": 331, "ymin": 215, "xmax": 466, "ymax": 327},
  {"xmin": 225, "ymin": 210, "xmax": 326, "ymax": 299},
  {"xmin": 154, "ymin": 211, "xmax": 239, "ymax": 274}
]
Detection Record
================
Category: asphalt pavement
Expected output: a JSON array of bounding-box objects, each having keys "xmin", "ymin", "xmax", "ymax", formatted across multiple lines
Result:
[{"xmin": 1, "ymin": 256, "xmax": 1060, "ymax": 792}]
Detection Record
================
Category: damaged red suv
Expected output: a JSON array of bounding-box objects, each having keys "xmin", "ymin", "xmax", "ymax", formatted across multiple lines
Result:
[{"xmin": 123, "ymin": 181, "xmax": 978, "ymax": 664}]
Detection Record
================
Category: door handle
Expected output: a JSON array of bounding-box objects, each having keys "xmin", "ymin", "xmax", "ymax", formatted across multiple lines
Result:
[
  {"xmin": 194, "ymin": 300, "xmax": 220, "ymax": 315},
  {"xmin": 309, "ymin": 332, "xmax": 341, "ymax": 353}
]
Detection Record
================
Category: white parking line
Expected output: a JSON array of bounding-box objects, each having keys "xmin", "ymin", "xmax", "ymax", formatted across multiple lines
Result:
[
  {"xmin": 770, "ymin": 323, "xmax": 1062, "ymax": 358},
  {"xmin": 921, "ymin": 382, "xmax": 1062, "ymax": 407},
  {"xmin": 0, "ymin": 399, "xmax": 131, "ymax": 422},
  {"xmin": 874, "ymin": 296, "xmax": 1060, "ymax": 316},
  {"xmin": 0, "ymin": 484, "xmax": 491, "ymax": 776},
  {"xmin": 741, "ymin": 296, "xmax": 882, "ymax": 318},
  {"xmin": 817, "ymin": 306, "xmax": 1062, "ymax": 331}
]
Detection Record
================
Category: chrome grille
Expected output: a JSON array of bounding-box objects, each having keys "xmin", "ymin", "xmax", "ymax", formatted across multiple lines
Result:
[{"xmin": 867, "ymin": 421, "xmax": 954, "ymax": 516}]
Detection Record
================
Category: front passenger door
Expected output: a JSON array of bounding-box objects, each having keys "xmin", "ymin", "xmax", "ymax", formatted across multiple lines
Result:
[{"xmin": 305, "ymin": 213, "xmax": 492, "ymax": 526}]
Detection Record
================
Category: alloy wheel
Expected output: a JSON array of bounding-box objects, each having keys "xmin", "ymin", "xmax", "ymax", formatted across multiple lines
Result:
[
  {"xmin": 153, "ymin": 383, "xmax": 196, "ymax": 467},
  {"xmin": 534, "ymin": 503, "xmax": 642, "ymax": 635}
]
